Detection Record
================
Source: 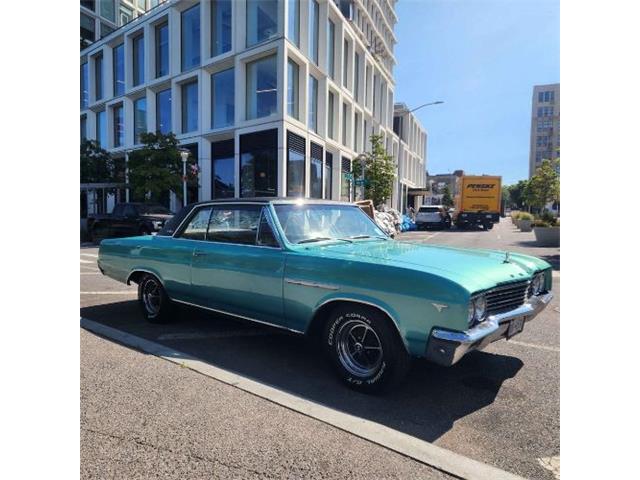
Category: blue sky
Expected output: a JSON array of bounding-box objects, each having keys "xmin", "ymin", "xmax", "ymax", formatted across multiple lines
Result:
[{"xmin": 394, "ymin": 0, "xmax": 559, "ymax": 185}]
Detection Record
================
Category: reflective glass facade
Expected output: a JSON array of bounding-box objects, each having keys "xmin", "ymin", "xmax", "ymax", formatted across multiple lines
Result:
[
  {"xmin": 81, "ymin": 63, "xmax": 89, "ymax": 109},
  {"xmin": 156, "ymin": 22, "xmax": 169, "ymax": 77},
  {"xmin": 212, "ymin": 68, "xmax": 235, "ymax": 129},
  {"xmin": 246, "ymin": 55, "xmax": 277, "ymax": 120},
  {"xmin": 133, "ymin": 34, "xmax": 144, "ymax": 86},
  {"xmin": 156, "ymin": 88, "xmax": 171, "ymax": 134},
  {"xmin": 113, "ymin": 104, "xmax": 124, "ymax": 147},
  {"xmin": 211, "ymin": 139, "xmax": 235, "ymax": 198},
  {"xmin": 211, "ymin": 0, "xmax": 232, "ymax": 56},
  {"xmin": 134, "ymin": 97, "xmax": 147, "ymax": 143},
  {"xmin": 308, "ymin": 75, "xmax": 318, "ymax": 132},
  {"xmin": 287, "ymin": 59, "xmax": 299, "ymax": 119},
  {"xmin": 181, "ymin": 4, "xmax": 201, "ymax": 71},
  {"xmin": 240, "ymin": 129, "xmax": 278, "ymax": 197},
  {"xmin": 309, "ymin": 1, "xmax": 319, "ymax": 64},
  {"xmin": 182, "ymin": 81, "xmax": 198, "ymax": 133},
  {"xmin": 113, "ymin": 43, "xmax": 125, "ymax": 96},
  {"xmin": 246, "ymin": 0, "xmax": 277, "ymax": 46},
  {"xmin": 287, "ymin": 0, "xmax": 299, "ymax": 47}
]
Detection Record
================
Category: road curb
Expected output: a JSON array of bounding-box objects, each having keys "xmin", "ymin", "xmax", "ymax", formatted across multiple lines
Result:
[{"xmin": 81, "ymin": 317, "xmax": 525, "ymax": 480}]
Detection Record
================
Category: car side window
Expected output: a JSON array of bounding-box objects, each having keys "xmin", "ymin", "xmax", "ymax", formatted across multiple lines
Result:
[
  {"xmin": 257, "ymin": 209, "xmax": 280, "ymax": 248},
  {"xmin": 179, "ymin": 207, "xmax": 212, "ymax": 240},
  {"xmin": 207, "ymin": 205, "xmax": 261, "ymax": 245}
]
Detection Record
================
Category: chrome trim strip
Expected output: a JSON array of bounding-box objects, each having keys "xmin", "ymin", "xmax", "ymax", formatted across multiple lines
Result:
[
  {"xmin": 170, "ymin": 298, "xmax": 304, "ymax": 335},
  {"xmin": 284, "ymin": 279, "xmax": 340, "ymax": 290},
  {"xmin": 126, "ymin": 268, "xmax": 164, "ymax": 287},
  {"xmin": 432, "ymin": 292, "xmax": 553, "ymax": 344}
]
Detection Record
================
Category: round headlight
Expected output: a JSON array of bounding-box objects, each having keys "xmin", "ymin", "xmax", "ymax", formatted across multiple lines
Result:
[
  {"xmin": 532, "ymin": 273, "xmax": 545, "ymax": 295},
  {"xmin": 467, "ymin": 302, "xmax": 476, "ymax": 326},
  {"xmin": 473, "ymin": 296, "xmax": 487, "ymax": 321}
]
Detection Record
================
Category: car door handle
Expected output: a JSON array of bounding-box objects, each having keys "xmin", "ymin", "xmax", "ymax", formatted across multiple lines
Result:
[{"xmin": 193, "ymin": 250, "xmax": 206, "ymax": 257}]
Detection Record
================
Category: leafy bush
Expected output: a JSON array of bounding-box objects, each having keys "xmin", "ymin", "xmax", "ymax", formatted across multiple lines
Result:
[
  {"xmin": 533, "ymin": 220, "xmax": 550, "ymax": 227},
  {"xmin": 518, "ymin": 212, "xmax": 534, "ymax": 221}
]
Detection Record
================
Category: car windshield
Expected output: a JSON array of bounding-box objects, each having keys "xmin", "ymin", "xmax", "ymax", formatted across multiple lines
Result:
[
  {"xmin": 137, "ymin": 204, "xmax": 172, "ymax": 215},
  {"xmin": 419, "ymin": 207, "xmax": 440, "ymax": 213},
  {"xmin": 273, "ymin": 204, "xmax": 388, "ymax": 244}
]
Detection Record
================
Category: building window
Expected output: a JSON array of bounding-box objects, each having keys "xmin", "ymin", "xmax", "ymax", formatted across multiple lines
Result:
[
  {"xmin": 134, "ymin": 97, "xmax": 147, "ymax": 144},
  {"xmin": 310, "ymin": 142, "xmax": 323, "ymax": 199},
  {"xmin": 354, "ymin": 112, "xmax": 361, "ymax": 151},
  {"xmin": 328, "ymin": 91, "xmax": 335, "ymax": 139},
  {"xmin": 181, "ymin": 4, "xmax": 201, "ymax": 71},
  {"xmin": 342, "ymin": 39, "xmax": 349, "ymax": 87},
  {"xmin": 81, "ymin": 63, "xmax": 89, "ymax": 109},
  {"xmin": 287, "ymin": 59, "xmax": 299, "ymax": 119},
  {"xmin": 120, "ymin": 4, "xmax": 133, "ymax": 26},
  {"xmin": 324, "ymin": 152, "xmax": 333, "ymax": 199},
  {"xmin": 81, "ymin": 13, "xmax": 96, "ymax": 43},
  {"xmin": 341, "ymin": 156, "xmax": 352, "ymax": 202},
  {"xmin": 309, "ymin": 0, "xmax": 319, "ymax": 64},
  {"xmin": 246, "ymin": 0, "xmax": 278, "ymax": 47},
  {"xmin": 181, "ymin": 81, "xmax": 198, "ymax": 133},
  {"xmin": 286, "ymin": 131, "xmax": 305, "ymax": 197},
  {"xmin": 240, "ymin": 129, "xmax": 278, "ymax": 197},
  {"xmin": 155, "ymin": 22, "xmax": 169, "ymax": 77},
  {"xmin": 133, "ymin": 34, "xmax": 145, "ymax": 86},
  {"xmin": 81, "ymin": 115, "xmax": 87, "ymax": 141},
  {"xmin": 211, "ymin": 0, "xmax": 232, "ymax": 56},
  {"xmin": 156, "ymin": 88, "xmax": 171, "ymax": 134},
  {"xmin": 287, "ymin": 0, "xmax": 300, "ymax": 47},
  {"xmin": 538, "ymin": 91, "xmax": 544, "ymax": 102},
  {"xmin": 113, "ymin": 43, "xmax": 125, "ymax": 96},
  {"xmin": 365, "ymin": 64, "xmax": 371, "ymax": 107},
  {"xmin": 308, "ymin": 74, "xmax": 318, "ymax": 132},
  {"xmin": 246, "ymin": 54, "xmax": 277, "ymax": 120},
  {"xmin": 327, "ymin": 19, "xmax": 335, "ymax": 79},
  {"xmin": 354, "ymin": 52, "xmax": 360, "ymax": 102},
  {"xmin": 94, "ymin": 54, "xmax": 103, "ymax": 101},
  {"xmin": 101, "ymin": 22, "xmax": 115, "ymax": 38},
  {"xmin": 211, "ymin": 68, "xmax": 235, "ymax": 129},
  {"xmin": 100, "ymin": 0, "xmax": 116, "ymax": 22},
  {"xmin": 81, "ymin": 1, "xmax": 95, "ymax": 12},
  {"xmin": 342, "ymin": 102, "xmax": 348, "ymax": 146},
  {"xmin": 96, "ymin": 110, "xmax": 107, "ymax": 146},
  {"xmin": 211, "ymin": 139, "xmax": 235, "ymax": 198},
  {"xmin": 113, "ymin": 104, "xmax": 124, "ymax": 147}
]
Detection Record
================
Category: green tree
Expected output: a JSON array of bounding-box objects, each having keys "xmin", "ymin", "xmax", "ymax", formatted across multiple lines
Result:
[
  {"xmin": 507, "ymin": 179, "xmax": 529, "ymax": 209},
  {"xmin": 441, "ymin": 185, "xmax": 454, "ymax": 208},
  {"xmin": 127, "ymin": 132, "xmax": 199, "ymax": 203},
  {"xmin": 353, "ymin": 134, "xmax": 396, "ymax": 207},
  {"xmin": 524, "ymin": 159, "xmax": 560, "ymax": 211},
  {"xmin": 81, "ymin": 139, "xmax": 114, "ymax": 183}
]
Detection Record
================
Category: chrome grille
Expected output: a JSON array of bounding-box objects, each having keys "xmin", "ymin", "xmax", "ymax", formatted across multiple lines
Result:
[{"xmin": 485, "ymin": 280, "xmax": 530, "ymax": 315}]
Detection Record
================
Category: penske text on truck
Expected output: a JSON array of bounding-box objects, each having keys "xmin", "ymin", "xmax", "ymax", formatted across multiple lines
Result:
[{"xmin": 453, "ymin": 175, "xmax": 502, "ymax": 230}]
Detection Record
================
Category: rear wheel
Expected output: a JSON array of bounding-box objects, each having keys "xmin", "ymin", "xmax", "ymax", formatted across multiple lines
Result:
[
  {"xmin": 137, "ymin": 274, "xmax": 174, "ymax": 324},
  {"xmin": 323, "ymin": 305, "xmax": 411, "ymax": 393}
]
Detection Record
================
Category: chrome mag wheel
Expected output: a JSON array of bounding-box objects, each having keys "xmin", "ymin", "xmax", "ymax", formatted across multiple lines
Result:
[
  {"xmin": 336, "ymin": 320, "xmax": 384, "ymax": 377},
  {"xmin": 142, "ymin": 279, "xmax": 161, "ymax": 316}
]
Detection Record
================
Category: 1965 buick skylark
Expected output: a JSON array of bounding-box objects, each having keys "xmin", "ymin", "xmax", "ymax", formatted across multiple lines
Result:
[{"xmin": 97, "ymin": 199, "xmax": 553, "ymax": 393}]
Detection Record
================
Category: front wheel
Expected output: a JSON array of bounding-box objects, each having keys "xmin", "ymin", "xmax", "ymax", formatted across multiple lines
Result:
[
  {"xmin": 137, "ymin": 274, "xmax": 174, "ymax": 323},
  {"xmin": 323, "ymin": 305, "xmax": 411, "ymax": 393}
]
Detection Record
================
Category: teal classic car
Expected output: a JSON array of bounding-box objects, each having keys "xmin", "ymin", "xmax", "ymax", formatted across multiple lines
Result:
[{"xmin": 97, "ymin": 199, "xmax": 553, "ymax": 393}]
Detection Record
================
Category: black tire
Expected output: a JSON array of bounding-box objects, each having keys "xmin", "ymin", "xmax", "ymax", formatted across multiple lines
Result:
[
  {"xmin": 323, "ymin": 305, "xmax": 411, "ymax": 393},
  {"xmin": 137, "ymin": 274, "xmax": 174, "ymax": 324},
  {"xmin": 485, "ymin": 223, "xmax": 494, "ymax": 230}
]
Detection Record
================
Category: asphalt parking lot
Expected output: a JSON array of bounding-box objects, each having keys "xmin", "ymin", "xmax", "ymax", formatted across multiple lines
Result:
[{"xmin": 80, "ymin": 218, "xmax": 560, "ymax": 479}]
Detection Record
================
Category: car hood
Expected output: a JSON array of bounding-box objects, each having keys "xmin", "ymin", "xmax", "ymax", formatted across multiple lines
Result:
[{"xmin": 298, "ymin": 240, "xmax": 551, "ymax": 294}]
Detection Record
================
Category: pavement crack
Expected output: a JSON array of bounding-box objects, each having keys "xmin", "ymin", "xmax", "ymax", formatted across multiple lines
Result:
[{"xmin": 81, "ymin": 426, "xmax": 267, "ymax": 476}]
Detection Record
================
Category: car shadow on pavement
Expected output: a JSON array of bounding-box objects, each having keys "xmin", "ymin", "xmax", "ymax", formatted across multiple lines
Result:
[{"xmin": 81, "ymin": 300, "xmax": 523, "ymax": 444}]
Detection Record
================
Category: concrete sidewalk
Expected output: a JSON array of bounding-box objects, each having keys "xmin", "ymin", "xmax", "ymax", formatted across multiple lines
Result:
[{"xmin": 81, "ymin": 328, "xmax": 454, "ymax": 480}]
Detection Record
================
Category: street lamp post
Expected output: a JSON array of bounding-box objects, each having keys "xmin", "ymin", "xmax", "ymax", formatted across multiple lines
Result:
[
  {"xmin": 355, "ymin": 153, "xmax": 367, "ymax": 201},
  {"xmin": 409, "ymin": 100, "xmax": 444, "ymax": 113},
  {"xmin": 179, "ymin": 149, "xmax": 190, "ymax": 207}
]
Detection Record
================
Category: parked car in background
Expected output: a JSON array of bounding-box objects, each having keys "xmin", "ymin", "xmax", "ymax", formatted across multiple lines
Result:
[
  {"xmin": 415, "ymin": 205, "xmax": 451, "ymax": 230},
  {"xmin": 97, "ymin": 199, "xmax": 553, "ymax": 393},
  {"xmin": 88, "ymin": 203, "xmax": 173, "ymax": 243}
]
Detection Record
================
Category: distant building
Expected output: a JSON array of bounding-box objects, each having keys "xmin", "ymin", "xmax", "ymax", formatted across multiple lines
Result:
[
  {"xmin": 80, "ymin": 1, "xmax": 163, "ymax": 50},
  {"xmin": 529, "ymin": 83, "xmax": 560, "ymax": 178},
  {"xmin": 425, "ymin": 171, "xmax": 460, "ymax": 206},
  {"xmin": 393, "ymin": 103, "xmax": 427, "ymax": 212}
]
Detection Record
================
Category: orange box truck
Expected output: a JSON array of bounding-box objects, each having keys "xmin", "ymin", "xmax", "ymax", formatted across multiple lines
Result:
[{"xmin": 453, "ymin": 175, "xmax": 502, "ymax": 230}]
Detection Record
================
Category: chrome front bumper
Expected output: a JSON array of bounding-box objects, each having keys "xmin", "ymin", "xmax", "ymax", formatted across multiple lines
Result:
[{"xmin": 425, "ymin": 292, "xmax": 554, "ymax": 366}]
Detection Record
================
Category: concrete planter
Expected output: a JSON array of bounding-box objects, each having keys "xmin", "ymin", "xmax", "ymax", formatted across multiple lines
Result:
[
  {"xmin": 534, "ymin": 227, "xmax": 560, "ymax": 247},
  {"xmin": 519, "ymin": 220, "xmax": 533, "ymax": 232}
]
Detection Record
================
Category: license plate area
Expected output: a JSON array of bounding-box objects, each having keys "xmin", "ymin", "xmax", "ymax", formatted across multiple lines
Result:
[{"xmin": 507, "ymin": 316, "xmax": 525, "ymax": 338}]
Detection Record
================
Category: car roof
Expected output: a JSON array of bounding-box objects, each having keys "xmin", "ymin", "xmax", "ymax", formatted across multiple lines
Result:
[{"xmin": 184, "ymin": 198, "xmax": 357, "ymax": 208}]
